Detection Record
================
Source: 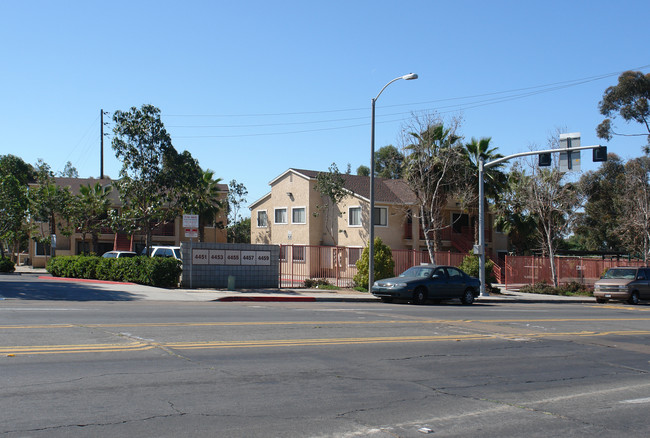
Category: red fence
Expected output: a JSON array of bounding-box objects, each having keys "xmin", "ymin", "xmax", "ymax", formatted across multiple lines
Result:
[
  {"xmin": 504, "ymin": 255, "xmax": 647, "ymax": 289},
  {"xmin": 278, "ymin": 245, "xmax": 648, "ymax": 290},
  {"xmin": 279, "ymin": 245, "xmax": 468, "ymax": 288}
]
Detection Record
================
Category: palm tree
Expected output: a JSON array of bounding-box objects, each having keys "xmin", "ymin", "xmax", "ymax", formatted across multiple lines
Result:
[
  {"xmin": 402, "ymin": 121, "xmax": 464, "ymax": 262},
  {"xmin": 186, "ymin": 170, "xmax": 225, "ymax": 242},
  {"xmin": 461, "ymin": 137, "xmax": 507, "ymax": 244},
  {"xmin": 76, "ymin": 182, "xmax": 112, "ymax": 254}
]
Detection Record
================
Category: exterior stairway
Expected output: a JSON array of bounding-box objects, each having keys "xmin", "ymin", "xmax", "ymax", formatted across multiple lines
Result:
[{"xmin": 113, "ymin": 233, "xmax": 133, "ymax": 251}]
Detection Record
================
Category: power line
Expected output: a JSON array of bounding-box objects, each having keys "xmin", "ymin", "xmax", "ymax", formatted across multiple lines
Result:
[{"xmin": 165, "ymin": 64, "xmax": 650, "ymax": 121}]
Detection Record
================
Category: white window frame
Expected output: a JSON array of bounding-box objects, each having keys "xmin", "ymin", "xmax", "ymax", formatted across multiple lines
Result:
[
  {"xmin": 374, "ymin": 206, "xmax": 388, "ymax": 227},
  {"xmin": 348, "ymin": 206, "xmax": 362, "ymax": 227},
  {"xmin": 291, "ymin": 207, "xmax": 306, "ymax": 224},
  {"xmin": 274, "ymin": 207, "xmax": 288, "ymax": 225},
  {"xmin": 257, "ymin": 210, "xmax": 268, "ymax": 228}
]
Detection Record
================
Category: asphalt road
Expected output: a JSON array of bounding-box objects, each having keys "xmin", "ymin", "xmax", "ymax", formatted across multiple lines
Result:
[{"xmin": 2, "ymin": 276, "xmax": 650, "ymax": 437}]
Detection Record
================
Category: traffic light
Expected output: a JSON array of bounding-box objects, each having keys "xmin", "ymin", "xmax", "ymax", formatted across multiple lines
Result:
[
  {"xmin": 593, "ymin": 146, "xmax": 608, "ymax": 162},
  {"xmin": 538, "ymin": 153, "xmax": 552, "ymax": 166}
]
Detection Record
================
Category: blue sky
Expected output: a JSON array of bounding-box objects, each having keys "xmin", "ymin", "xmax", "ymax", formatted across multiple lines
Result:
[{"xmin": 2, "ymin": 0, "xmax": 648, "ymax": 215}]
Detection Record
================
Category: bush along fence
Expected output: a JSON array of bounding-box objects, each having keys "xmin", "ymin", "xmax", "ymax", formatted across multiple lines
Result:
[{"xmin": 46, "ymin": 255, "xmax": 182, "ymax": 288}]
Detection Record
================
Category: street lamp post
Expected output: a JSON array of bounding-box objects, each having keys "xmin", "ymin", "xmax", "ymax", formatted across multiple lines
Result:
[{"xmin": 368, "ymin": 73, "xmax": 418, "ymax": 292}]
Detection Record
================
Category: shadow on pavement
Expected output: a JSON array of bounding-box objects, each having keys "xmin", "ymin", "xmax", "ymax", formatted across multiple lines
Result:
[{"xmin": 0, "ymin": 278, "xmax": 138, "ymax": 301}]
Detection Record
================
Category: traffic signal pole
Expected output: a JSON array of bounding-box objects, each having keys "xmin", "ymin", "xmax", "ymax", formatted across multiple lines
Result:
[{"xmin": 478, "ymin": 144, "xmax": 605, "ymax": 296}]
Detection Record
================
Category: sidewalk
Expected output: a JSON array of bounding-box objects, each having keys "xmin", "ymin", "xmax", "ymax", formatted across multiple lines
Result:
[{"xmin": 8, "ymin": 265, "xmax": 596, "ymax": 303}]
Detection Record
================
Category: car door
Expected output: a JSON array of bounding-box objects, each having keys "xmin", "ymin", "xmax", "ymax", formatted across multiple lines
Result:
[
  {"xmin": 640, "ymin": 269, "xmax": 650, "ymax": 300},
  {"xmin": 445, "ymin": 267, "xmax": 466, "ymax": 298},
  {"xmin": 427, "ymin": 267, "xmax": 450, "ymax": 299}
]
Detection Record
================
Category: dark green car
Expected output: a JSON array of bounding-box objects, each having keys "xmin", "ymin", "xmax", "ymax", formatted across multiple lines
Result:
[{"xmin": 371, "ymin": 265, "xmax": 480, "ymax": 305}]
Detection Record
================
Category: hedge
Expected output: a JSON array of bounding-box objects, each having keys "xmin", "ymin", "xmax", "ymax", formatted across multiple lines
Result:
[
  {"xmin": 0, "ymin": 256, "xmax": 15, "ymax": 273},
  {"xmin": 47, "ymin": 255, "xmax": 182, "ymax": 288}
]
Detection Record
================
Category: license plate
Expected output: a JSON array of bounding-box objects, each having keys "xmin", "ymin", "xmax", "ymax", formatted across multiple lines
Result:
[{"xmin": 605, "ymin": 294, "xmax": 611, "ymax": 298}]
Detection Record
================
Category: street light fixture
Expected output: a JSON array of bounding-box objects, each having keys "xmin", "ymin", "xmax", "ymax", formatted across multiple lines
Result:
[{"xmin": 368, "ymin": 73, "xmax": 418, "ymax": 292}]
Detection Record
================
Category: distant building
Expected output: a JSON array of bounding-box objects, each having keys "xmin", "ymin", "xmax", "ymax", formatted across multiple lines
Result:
[{"xmin": 28, "ymin": 177, "xmax": 228, "ymax": 267}]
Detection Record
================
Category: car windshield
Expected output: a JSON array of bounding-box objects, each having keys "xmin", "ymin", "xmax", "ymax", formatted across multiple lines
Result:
[
  {"xmin": 602, "ymin": 268, "xmax": 637, "ymax": 279},
  {"xmin": 399, "ymin": 267, "xmax": 433, "ymax": 278},
  {"xmin": 173, "ymin": 248, "xmax": 181, "ymax": 259}
]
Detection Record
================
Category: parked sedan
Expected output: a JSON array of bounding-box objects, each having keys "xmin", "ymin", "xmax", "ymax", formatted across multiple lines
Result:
[{"xmin": 371, "ymin": 265, "xmax": 480, "ymax": 305}]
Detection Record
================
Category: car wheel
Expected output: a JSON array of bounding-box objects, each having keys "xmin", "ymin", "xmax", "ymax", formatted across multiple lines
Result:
[
  {"xmin": 596, "ymin": 298, "xmax": 608, "ymax": 304},
  {"xmin": 412, "ymin": 287, "xmax": 427, "ymax": 305},
  {"xmin": 460, "ymin": 288, "xmax": 475, "ymax": 305},
  {"xmin": 628, "ymin": 291, "xmax": 640, "ymax": 305},
  {"xmin": 380, "ymin": 297, "xmax": 393, "ymax": 303}
]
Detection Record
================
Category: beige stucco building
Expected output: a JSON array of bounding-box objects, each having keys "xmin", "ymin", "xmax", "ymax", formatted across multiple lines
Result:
[{"xmin": 249, "ymin": 169, "xmax": 509, "ymax": 263}]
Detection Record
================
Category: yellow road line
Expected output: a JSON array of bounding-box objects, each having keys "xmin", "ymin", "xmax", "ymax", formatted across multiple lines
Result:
[
  {"xmin": 2, "ymin": 316, "xmax": 650, "ymax": 331},
  {"xmin": 1, "ymin": 341, "xmax": 153, "ymax": 355},
  {"xmin": 3, "ymin": 330, "xmax": 650, "ymax": 356}
]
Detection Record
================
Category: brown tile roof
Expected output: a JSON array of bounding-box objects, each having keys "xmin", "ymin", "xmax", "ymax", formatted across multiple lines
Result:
[
  {"xmin": 50, "ymin": 177, "xmax": 228, "ymax": 205},
  {"xmin": 290, "ymin": 168, "xmax": 416, "ymax": 204}
]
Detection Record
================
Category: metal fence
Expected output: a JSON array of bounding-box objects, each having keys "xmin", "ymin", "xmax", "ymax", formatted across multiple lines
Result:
[
  {"xmin": 278, "ymin": 245, "xmax": 468, "ymax": 288},
  {"xmin": 278, "ymin": 244, "xmax": 648, "ymax": 290},
  {"xmin": 504, "ymin": 255, "xmax": 647, "ymax": 289}
]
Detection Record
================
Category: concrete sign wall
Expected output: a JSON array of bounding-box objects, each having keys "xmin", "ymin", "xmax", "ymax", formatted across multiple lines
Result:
[{"xmin": 180, "ymin": 242, "xmax": 279, "ymax": 289}]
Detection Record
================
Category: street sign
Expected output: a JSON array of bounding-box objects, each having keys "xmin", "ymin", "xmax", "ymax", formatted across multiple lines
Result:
[
  {"xmin": 183, "ymin": 214, "xmax": 199, "ymax": 228},
  {"xmin": 559, "ymin": 133, "xmax": 581, "ymax": 172},
  {"xmin": 185, "ymin": 228, "xmax": 198, "ymax": 238}
]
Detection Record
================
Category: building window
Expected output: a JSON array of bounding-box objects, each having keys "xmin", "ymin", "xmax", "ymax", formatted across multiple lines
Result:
[
  {"xmin": 374, "ymin": 207, "xmax": 388, "ymax": 226},
  {"xmin": 274, "ymin": 208, "xmax": 287, "ymax": 224},
  {"xmin": 292, "ymin": 245, "xmax": 306, "ymax": 262},
  {"xmin": 257, "ymin": 210, "xmax": 268, "ymax": 227},
  {"xmin": 349, "ymin": 207, "xmax": 362, "ymax": 227},
  {"xmin": 348, "ymin": 247, "xmax": 362, "ymax": 266},
  {"xmin": 35, "ymin": 241, "xmax": 51, "ymax": 256},
  {"xmin": 292, "ymin": 207, "xmax": 306, "ymax": 224}
]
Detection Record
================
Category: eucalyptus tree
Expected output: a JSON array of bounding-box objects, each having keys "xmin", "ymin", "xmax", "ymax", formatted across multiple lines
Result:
[
  {"xmin": 0, "ymin": 175, "xmax": 29, "ymax": 259},
  {"xmin": 617, "ymin": 156, "xmax": 650, "ymax": 262},
  {"xmin": 509, "ymin": 139, "xmax": 583, "ymax": 287},
  {"xmin": 574, "ymin": 154, "xmax": 626, "ymax": 252},
  {"xmin": 401, "ymin": 114, "xmax": 465, "ymax": 262},
  {"xmin": 0, "ymin": 154, "xmax": 35, "ymax": 185},
  {"xmin": 0, "ymin": 155, "xmax": 33, "ymax": 259},
  {"xmin": 493, "ymin": 167, "xmax": 539, "ymax": 255},
  {"xmin": 112, "ymin": 104, "xmax": 177, "ymax": 254},
  {"xmin": 597, "ymin": 70, "xmax": 650, "ymax": 153},
  {"xmin": 227, "ymin": 179, "xmax": 248, "ymax": 243},
  {"xmin": 375, "ymin": 145, "xmax": 405, "ymax": 179},
  {"xmin": 28, "ymin": 160, "xmax": 74, "ymax": 257}
]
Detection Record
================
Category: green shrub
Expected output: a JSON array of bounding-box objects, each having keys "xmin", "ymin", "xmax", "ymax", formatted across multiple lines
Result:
[
  {"xmin": 304, "ymin": 278, "xmax": 331, "ymax": 288},
  {"xmin": 0, "ymin": 256, "xmax": 15, "ymax": 273},
  {"xmin": 458, "ymin": 252, "xmax": 497, "ymax": 285},
  {"xmin": 46, "ymin": 255, "xmax": 182, "ymax": 288},
  {"xmin": 519, "ymin": 281, "xmax": 593, "ymax": 296},
  {"xmin": 354, "ymin": 238, "xmax": 395, "ymax": 289}
]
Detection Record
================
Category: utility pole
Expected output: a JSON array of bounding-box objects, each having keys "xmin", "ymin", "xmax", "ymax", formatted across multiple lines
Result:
[{"xmin": 100, "ymin": 109, "xmax": 105, "ymax": 179}]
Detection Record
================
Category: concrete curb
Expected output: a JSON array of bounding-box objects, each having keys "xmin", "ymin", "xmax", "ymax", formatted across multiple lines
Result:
[{"xmin": 4, "ymin": 270, "xmax": 597, "ymax": 304}]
